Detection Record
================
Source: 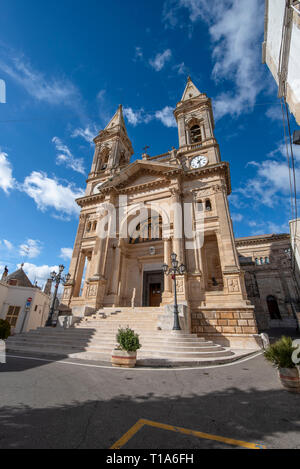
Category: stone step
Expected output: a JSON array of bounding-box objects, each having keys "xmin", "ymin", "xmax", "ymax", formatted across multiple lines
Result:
[
  {"xmin": 6, "ymin": 342, "xmax": 233, "ymax": 359},
  {"xmin": 7, "ymin": 336, "xmax": 222, "ymax": 352},
  {"xmin": 6, "ymin": 343, "xmax": 253, "ymax": 366},
  {"xmin": 31, "ymin": 328, "xmax": 200, "ymax": 338},
  {"xmin": 7, "ymin": 338, "xmax": 224, "ymax": 354},
  {"xmin": 96, "ymin": 306, "xmax": 165, "ymax": 313},
  {"xmin": 12, "ymin": 333, "xmax": 210, "ymax": 345}
]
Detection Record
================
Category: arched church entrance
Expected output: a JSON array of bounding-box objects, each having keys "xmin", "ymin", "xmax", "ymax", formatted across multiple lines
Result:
[{"xmin": 120, "ymin": 210, "xmax": 165, "ymax": 307}]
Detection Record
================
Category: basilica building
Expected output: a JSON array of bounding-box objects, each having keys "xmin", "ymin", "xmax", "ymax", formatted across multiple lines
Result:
[{"xmin": 62, "ymin": 78, "xmax": 300, "ymax": 348}]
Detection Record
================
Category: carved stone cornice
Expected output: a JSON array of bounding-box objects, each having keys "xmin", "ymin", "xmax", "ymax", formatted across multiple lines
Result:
[
  {"xmin": 235, "ymin": 233, "xmax": 290, "ymax": 247},
  {"xmin": 184, "ymin": 162, "xmax": 231, "ymax": 195}
]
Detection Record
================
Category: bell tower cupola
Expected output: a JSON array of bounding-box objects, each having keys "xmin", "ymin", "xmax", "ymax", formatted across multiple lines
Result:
[
  {"xmin": 174, "ymin": 77, "xmax": 220, "ymax": 168},
  {"xmin": 89, "ymin": 105, "xmax": 133, "ymax": 178}
]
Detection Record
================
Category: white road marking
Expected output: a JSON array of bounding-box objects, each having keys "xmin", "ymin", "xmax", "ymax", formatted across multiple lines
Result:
[{"xmin": 5, "ymin": 351, "xmax": 263, "ymax": 372}]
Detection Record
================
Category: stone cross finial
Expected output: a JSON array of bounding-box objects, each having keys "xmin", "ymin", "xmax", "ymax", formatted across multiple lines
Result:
[{"xmin": 142, "ymin": 145, "xmax": 150, "ymax": 160}]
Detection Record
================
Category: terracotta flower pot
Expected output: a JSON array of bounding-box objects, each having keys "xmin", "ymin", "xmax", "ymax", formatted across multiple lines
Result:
[
  {"xmin": 278, "ymin": 367, "xmax": 300, "ymax": 393},
  {"xmin": 111, "ymin": 349, "xmax": 137, "ymax": 368}
]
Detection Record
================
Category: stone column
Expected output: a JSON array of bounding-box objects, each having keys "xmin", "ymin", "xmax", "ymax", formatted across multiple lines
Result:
[
  {"xmin": 200, "ymin": 124, "xmax": 206, "ymax": 142},
  {"xmin": 73, "ymin": 251, "xmax": 86, "ymax": 297},
  {"xmin": 177, "ymin": 116, "xmax": 186, "ymax": 147},
  {"xmin": 68, "ymin": 214, "xmax": 87, "ymax": 284},
  {"xmin": 110, "ymin": 243, "xmax": 122, "ymax": 295},
  {"xmin": 171, "ymin": 188, "xmax": 184, "ymax": 264},
  {"xmin": 163, "ymin": 238, "xmax": 172, "ymax": 294},
  {"xmin": 91, "ymin": 236, "xmax": 106, "ymax": 279}
]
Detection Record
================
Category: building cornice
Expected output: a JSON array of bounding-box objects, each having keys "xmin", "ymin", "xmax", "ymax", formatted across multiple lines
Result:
[{"xmin": 235, "ymin": 233, "xmax": 290, "ymax": 247}]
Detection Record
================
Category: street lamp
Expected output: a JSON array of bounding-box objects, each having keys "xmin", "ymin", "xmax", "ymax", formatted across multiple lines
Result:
[
  {"xmin": 46, "ymin": 265, "xmax": 71, "ymax": 327},
  {"xmin": 163, "ymin": 252, "xmax": 186, "ymax": 330}
]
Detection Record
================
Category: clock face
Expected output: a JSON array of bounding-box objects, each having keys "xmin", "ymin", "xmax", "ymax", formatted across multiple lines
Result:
[{"xmin": 190, "ymin": 155, "xmax": 208, "ymax": 169}]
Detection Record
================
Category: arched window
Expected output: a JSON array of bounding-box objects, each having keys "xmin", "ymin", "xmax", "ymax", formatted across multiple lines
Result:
[
  {"xmin": 267, "ymin": 295, "xmax": 282, "ymax": 320},
  {"xmin": 260, "ymin": 257, "xmax": 264, "ymax": 265},
  {"xmin": 190, "ymin": 124, "xmax": 202, "ymax": 144},
  {"xmin": 86, "ymin": 222, "xmax": 91, "ymax": 232},
  {"xmin": 129, "ymin": 215, "xmax": 162, "ymax": 244},
  {"xmin": 265, "ymin": 257, "xmax": 270, "ymax": 264},
  {"xmin": 255, "ymin": 258, "xmax": 259, "ymax": 265},
  {"xmin": 92, "ymin": 221, "xmax": 97, "ymax": 231},
  {"xmin": 205, "ymin": 199, "xmax": 212, "ymax": 211},
  {"xmin": 97, "ymin": 147, "xmax": 110, "ymax": 171}
]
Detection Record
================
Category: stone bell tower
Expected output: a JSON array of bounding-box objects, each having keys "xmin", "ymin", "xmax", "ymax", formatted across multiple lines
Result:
[
  {"xmin": 172, "ymin": 77, "xmax": 259, "ymax": 348},
  {"xmin": 87, "ymin": 105, "xmax": 134, "ymax": 196},
  {"xmin": 174, "ymin": 76, "xmax": 220, "ymax": 168}
]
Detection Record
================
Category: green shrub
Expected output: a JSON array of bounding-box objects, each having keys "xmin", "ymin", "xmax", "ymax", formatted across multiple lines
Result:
[
  {"xmin": 0, "ymin": 319, "xmax": 11, "ymax": 340},
  {"xmin": 264, "ymin": 336, "xmax": 297, "ymax": 369},
  {"xmin": 116, "ymin": 327, "xmax": 141, "ymax": 352}
]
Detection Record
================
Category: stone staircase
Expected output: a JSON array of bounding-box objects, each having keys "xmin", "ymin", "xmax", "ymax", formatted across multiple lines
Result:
[{"xmin": 6, "ymin": 307, "xmax": 255, "ymax": 366}]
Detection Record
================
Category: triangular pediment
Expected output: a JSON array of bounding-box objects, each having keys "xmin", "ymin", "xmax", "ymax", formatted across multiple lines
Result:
[
  {"xmin": 181, "ymin": 77, "xmax": 201, "ymax": 102},
  {"xmin": 102, "ymin": 160, "xmax": 181, "ymax": 191}
]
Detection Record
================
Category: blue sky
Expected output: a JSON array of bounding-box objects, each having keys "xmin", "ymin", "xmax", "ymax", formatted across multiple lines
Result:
[{"xmin": 0, "ymin": 0, "xmax": 299, "ymax": 287}]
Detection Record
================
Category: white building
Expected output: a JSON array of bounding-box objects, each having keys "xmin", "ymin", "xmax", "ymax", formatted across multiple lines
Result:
[
  {"xmin": 263, "ymin": 0, "xmax": 300, "ymax": 124},
  {"xmin": 0, "ymin": 267, "xmax": 51, "ymax": 334}
]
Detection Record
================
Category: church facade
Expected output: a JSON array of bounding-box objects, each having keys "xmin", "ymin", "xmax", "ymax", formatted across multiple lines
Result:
[{"xmin": 62, "ymin": 78, "xmax": 299, "ymax": 348}]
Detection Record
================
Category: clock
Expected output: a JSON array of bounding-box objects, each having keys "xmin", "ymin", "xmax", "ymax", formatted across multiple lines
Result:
[{"xmin": 190, "ymin": 155, "xmax": 208, "ymax": 169}]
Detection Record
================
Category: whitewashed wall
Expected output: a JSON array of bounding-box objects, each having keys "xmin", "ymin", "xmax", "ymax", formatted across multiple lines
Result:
[
  {"xmin": 0, "ymin": 284, "xmax": 50, "ymax": 334},
  {"xmin": 264, "ymin": 0, "xmax": 300, "ymax": 124}
]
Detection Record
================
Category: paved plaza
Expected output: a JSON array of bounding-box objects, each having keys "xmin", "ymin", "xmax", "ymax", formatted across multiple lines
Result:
[{"xmin": 1, "ymin": 352, "xmax": 299, "ymax": 449}]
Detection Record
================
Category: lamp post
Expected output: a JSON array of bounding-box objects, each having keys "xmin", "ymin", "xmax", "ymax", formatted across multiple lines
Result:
[
  {"xmin": 163, "ymin": 252, "xmax": 186, "ymax": 331},
  {"xmin": 46, "ymin": 265, "xmax": 71, "ymax": 327}
]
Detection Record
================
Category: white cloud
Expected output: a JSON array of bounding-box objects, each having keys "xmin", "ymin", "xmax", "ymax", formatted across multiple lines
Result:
[
  {"xmin": 60, "ymin": 247, "xmax": 73, "ymax": 260},
  {"xmin": 134, "ymin": 47, "xmax": 143, "ymax": 61},
  {"xmin": 123, "ymin": 107, "xmax": 143, "ymax": 126},
  {"xmin": 0, "ymin": 53, "xmax": 80, "ymax": 106},
  {"xmin": 248, "ymin": 220, "xmax": 289, "ymax": 235},
  {"xmin": 231, "ymin": 213, "xmax": 243, "ymax": 222},
  {"xmin": 71, "ymin": 125, "xmax": 98, "ymax": 145},
  {"xmin": 3, "ymin": 239, "xmax": 13, "ymax": 250},
  {"xmin": 97, "ymin": 90, "xmax": 106, "ymax": 100},
  {"xmin": 19, "ymin": 239, "xmax": 42, "ymax": 259},
  {"xmin": 22, "ymin": 171, "xmax": 84, "ymax": 217},
  {"xmin": 123, "ymin": 105, "xmax": 177, "ymax": 128},
  {"xmin": 0, "ymin": 152, "xmax": 15, "ymax": 193},
  {"xmin": 163, "ymin": 0, "xmax": 265, "ymax": 119},
  {"xmin": 265, "ymin": 105, "xmax": 282, "ymax": 122},
  {"xmin": 173, "ymin": 62, "xmax": 187, "ymax": 75},
  {"xmin": 237, "ymin": 142, "xmax": 300, "ymax": 208},
  {"xmin": 210, "ymin": 0, "xmax": 264, "ymax": 119},
  {"xmin": 149, "ymin": 49, "xmax": 172, "ymax": 71},
  {"xmin": 123, "ymin": 107, "xmax": 153, "ymax": 126},
  {"xmin": 18, "ymin": 262, "xmax": 59, "ymax": 287},
  {"xmin": 52, "ymin": 136, "xmax": 85, "ymax": 175},
  {"xmin": 155, "ymin": 106, "xmax": 177, "ymax": 128}
]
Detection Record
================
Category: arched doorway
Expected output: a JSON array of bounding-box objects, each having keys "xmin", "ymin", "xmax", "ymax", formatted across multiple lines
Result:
[
  {"xmin": 267, "ymin": 295, "xmax": 282, "ymax": 320},
  {"xmin": 119, "ymin": 209, "xmax": 165, "ymax": 307}
]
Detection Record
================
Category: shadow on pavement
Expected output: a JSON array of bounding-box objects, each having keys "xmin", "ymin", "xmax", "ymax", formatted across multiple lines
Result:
[{"xmin": 0, "ymin": 386, "xmax": 299, "ymax": 449}]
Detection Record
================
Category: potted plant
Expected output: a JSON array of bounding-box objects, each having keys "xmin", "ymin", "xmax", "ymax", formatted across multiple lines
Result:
[
  {"xmin": 264, "ymin": 336, "xmax": 300, "ymax": 393},
  {"xmin": 111, "ymin": 327, "xmax": 141, "ymax": 368}
]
